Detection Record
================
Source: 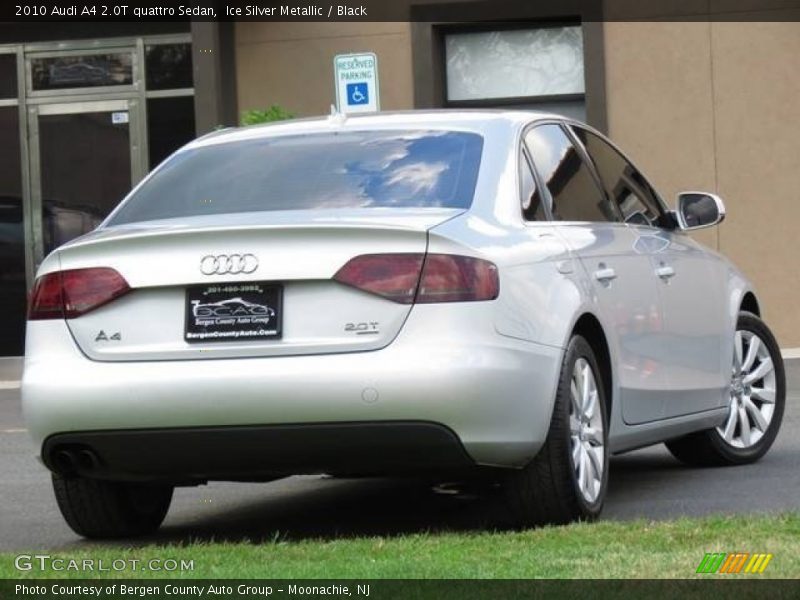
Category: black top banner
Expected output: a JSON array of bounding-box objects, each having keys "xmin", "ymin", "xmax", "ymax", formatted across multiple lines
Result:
[{"xmin": 3, "ymin": 0, "xmax": 800, "ymax": 22}]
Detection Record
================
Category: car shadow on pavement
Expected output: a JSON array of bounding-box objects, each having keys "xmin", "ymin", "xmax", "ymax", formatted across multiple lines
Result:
[
  {"xmin": 67, "ymin": 452, "xmax": 692, "ymax": 548},
  {"xmin": 149, "ymin": 477, "xmax": 501, "ymax": 546}
]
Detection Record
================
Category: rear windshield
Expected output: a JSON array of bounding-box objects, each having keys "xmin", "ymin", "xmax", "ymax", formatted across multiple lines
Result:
[{"xmin": 108, "ymin": 130, "xmax": 484, "ymax": 225}]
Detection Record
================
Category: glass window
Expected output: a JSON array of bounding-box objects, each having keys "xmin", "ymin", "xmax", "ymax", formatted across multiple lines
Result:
[
  {"xmin": 109, "ymin": 130, "xmax": 484, "ymax": 225},
  {"xmin": 0, "ymin": 54, "xmax": 17, "ymax": 98},
  {"xmin": 39, "ymin": 111, "xmax": 130, "ymax": 254},
  {"xmin": 31, "ymin": 53, "xmax": 133, "ymax": 91},
  {"xmin": 0, "ymin": 107, "xmax": 25, "ymax": 355},
  {"xmin": 520, "ymin": 150, "xmax": 545, "ymax": 221},
  {"xmin": 145, "ymin": 43, "xmax": 193, "ymax": 90},
  {"xmin": 573, "ymin": 127, "xmax": 665, "ymax": 227},
  {"xmin": 525, "ymin": 124, "xmax": 614, "ymax": 223},
  {"xmin": 445, "ymin": 26, "xmax": 584, "ymax": 102},
  {"xmin": 147, "ymin": 96, "xmax": 196, "ymax": 169}
]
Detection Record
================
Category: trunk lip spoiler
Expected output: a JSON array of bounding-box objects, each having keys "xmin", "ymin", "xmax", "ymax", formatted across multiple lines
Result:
[{"xmin": 64, "ymin": 208, "xmax": 469, "ymax": 250}]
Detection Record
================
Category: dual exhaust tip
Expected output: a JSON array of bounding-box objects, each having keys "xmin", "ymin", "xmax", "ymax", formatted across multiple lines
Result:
[{"xmin": 52, "ymin": 447, "xmax": 101, "ymax": 475}]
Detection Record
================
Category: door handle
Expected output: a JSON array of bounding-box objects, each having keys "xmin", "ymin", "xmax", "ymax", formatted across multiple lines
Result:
[
  {"xmin": 655, "ymin": 265, "xmax": 676, "ymax": 280},
  {"xmin": 594, "ymin": 266, "xmax": 617, "ymax": 282}
]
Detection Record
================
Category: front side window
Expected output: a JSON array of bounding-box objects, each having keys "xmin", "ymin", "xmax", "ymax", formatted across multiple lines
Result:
[
  {"xmin": 524, "ymin": 124, "xmax": 615, "ymax": 223},
  {"xmin": 108, "ymin": 130, "xmax": 484, "ymax": 225},
  {"xmin": 572, "ymin": 127, "xmax": 666, "ymax": 228}
]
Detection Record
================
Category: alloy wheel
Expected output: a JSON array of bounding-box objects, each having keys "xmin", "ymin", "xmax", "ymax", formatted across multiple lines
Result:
[
  {"xmin": 718, "ymin": 330, "xmax": 777, "ymax": 448},
  {"xmin": 569, "ymin": 358, "xmax": 605, "ymax": 503}
]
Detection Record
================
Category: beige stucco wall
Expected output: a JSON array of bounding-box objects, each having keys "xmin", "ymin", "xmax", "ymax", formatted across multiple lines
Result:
[
  {"xmin": 235, "ymin": 23, "xmax": 414, "ymax": 118},
  {"xmin": 604, "ymin": 18, "xmax": 800, "ymax": 346}
]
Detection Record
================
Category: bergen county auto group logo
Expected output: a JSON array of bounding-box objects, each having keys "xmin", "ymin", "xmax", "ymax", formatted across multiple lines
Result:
[
  {"xmin": 200, "ymin": 253, "xmax": 258, "ymax": 276},
  {"xmin": 696, "ymin": 552, "xmax": 773, "ymax": 574},
  {"xmin": 191, "ymin": 298, "xmax": 275, "ymax": 325}
]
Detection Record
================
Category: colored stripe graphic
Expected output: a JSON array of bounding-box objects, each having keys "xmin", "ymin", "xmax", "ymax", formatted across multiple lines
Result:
[
  {"xmin": 697, "ymin": 553, "xmax": 727, "ymax": 573},
  {"xmin": 697, "ymin": 553, "xmax": 773, "ymax": 574},
  {"xmin": 744, "ymin": 554, "xmax": 774, "ymax": 574},
  {"xmin": 724, "ymin": 553, "xmax": 749, "ymax": 573}
]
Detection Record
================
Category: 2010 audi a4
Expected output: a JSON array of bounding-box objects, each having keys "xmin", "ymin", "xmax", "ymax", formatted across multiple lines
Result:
[{"xmin": 22, "ymin": 111, "xmax": 785, "ymax": 538}]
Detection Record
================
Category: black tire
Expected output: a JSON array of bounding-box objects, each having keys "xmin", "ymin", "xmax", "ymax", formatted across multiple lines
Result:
[
  {"xmin": 503, "ymin": 335, "xmax": 610, "ymax": 527},
  {"xmin": 666, "ymin": 312, "xmax": 785, "ymax": 467},
  {"xmin": 52, "ymin": 474, "xmax": 173, "ymax": 539}
]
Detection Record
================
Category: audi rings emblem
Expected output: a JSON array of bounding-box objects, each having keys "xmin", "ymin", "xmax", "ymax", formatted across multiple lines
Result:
[{"xmin": 200, "ymin": 254, "xmax": 259, "ymax": 276}]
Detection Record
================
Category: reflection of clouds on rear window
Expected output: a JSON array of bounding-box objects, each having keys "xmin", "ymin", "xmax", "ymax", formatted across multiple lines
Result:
[
  {"xmin": 386, "ymin": 162, "xmax": 448, "ymax": 195},
  {"xmin": 109, "ymin": 130, "xmax": 483, "ymax": 225}
]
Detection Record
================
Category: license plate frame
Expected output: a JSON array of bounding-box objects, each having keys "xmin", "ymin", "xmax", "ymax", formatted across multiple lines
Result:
[{"xmin": 184, "ymin": 282, "xmax": 282, "ymax": 343}]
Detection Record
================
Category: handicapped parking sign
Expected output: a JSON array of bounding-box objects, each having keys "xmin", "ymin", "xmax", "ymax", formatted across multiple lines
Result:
[
  {"xmin": 347, "ymin": 83, "xmax": 369, "ymax": 106},
  {"xmin": 334, "ymin": 53, "xmax": 380, "ymax": 114}
]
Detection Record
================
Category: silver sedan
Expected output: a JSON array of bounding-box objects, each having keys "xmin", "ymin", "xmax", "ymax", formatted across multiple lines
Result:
[{"xmin": 22, "ymin": 110, "xmax": 785, "ymax": 537}]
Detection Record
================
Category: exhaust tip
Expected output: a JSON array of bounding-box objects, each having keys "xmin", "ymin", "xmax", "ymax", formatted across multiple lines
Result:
[
  {"xmin": 53, "ymin": 449, "xmax": 76, "ymax": 474},
  {"xmin": 76, "ymin": 449, "xmax": 100, "ymax": 471},
  {"xmin": 50, "ymin": 446, "xmax": 101, "ymax": 475}
]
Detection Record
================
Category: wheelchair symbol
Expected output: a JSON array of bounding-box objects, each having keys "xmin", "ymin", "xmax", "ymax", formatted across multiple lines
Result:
[{"xmin": 346, "ymin": 83, "xmax": 369, "ymax": 106}]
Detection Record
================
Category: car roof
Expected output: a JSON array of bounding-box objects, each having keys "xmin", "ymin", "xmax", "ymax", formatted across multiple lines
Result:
[{"xmin": 190, "ymin": 109, "xmax": 567, "ymax": 149}]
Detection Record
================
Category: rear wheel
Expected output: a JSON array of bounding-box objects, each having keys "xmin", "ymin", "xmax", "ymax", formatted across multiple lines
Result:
[
  {"xmin": 503, "ymin": 335, "xmax": 609, "ymax": 526},
  {"xmin": 52, "ymin": 474, "xmax": 173, "ymax": 539},
  {"xmin": 666, "ymin": 312, "xmax": 785, "ymax": 466}
]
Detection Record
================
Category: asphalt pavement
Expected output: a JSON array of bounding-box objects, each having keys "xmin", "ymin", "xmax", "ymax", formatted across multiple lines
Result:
[{"xmin": 2, "ymin": 362, "xmax": 799, "ymax": 551}]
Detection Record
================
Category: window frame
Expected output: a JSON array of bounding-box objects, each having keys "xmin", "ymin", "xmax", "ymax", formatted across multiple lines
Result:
[
  {"xmin": 522, "ymin": 119, "xmax": 620, "ymax": 224},
  {"xmin": 518, "ymin": 141, "xmax": 549, "ymax": 222}
]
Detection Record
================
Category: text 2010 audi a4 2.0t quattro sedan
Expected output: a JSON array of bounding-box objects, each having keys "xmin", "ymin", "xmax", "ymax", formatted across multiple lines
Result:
[{"xmin": 22, "ymin": 111, "xmax": 785, "ymax": 538}]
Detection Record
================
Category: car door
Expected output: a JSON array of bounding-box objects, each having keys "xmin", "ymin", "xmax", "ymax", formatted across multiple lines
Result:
[
  {"xmin": 524, "ymin": 123, "xmax": 667, "ymax": 424},
  {"xmin": 571, "ymin": 126, "xmax": 727, "ymax": 418}
]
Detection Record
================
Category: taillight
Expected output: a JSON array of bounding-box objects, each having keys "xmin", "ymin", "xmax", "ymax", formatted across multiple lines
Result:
[
  {"xmin": 334, "ymin": 254, "xmax": 498, "ymax": 304},
  {"xmin": 417, "ymin": 254, "xmax": 499, "ymax": 303},
  {"xmin": 27, "ymin": 272, "xmax": 64, "ymax": 320},
  {"xmin": 333, "ymin": 254, "xmax": 424, "ymax": 304},
  {"xmin": 28, "ymin": 268, "xmax": 130, "ymax": 320}
]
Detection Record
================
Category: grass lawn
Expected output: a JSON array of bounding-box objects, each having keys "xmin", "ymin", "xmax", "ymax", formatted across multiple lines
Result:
[{"xmin": 2, "ymin": 513, "xmax": 798, "ymax": 579}]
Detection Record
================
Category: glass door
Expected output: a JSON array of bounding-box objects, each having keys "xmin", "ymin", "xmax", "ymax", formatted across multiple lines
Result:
[{"xmin": 27, "ymin": 99, "xmax": 142, "ymax": 268}]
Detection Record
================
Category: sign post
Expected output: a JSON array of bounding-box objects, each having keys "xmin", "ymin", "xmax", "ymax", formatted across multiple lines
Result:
[{"xmin": 334, "ymin": 53, "xmax": 380, "ymax": 114}]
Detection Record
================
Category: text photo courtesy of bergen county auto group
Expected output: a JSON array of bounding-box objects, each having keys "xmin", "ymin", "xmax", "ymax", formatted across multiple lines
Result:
[{"xmin": 0, "ymin": 0, "xmax": 799, "ymax": 597}]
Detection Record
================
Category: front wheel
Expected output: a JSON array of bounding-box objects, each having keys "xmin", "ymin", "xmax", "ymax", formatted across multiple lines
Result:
[
  {"xmin": 503, "ymin": 335, "xmax": 609, "ymax": 526},
  {"xmin": 666, "ymin": 312, "xmax": 785, "ymax": 466}
]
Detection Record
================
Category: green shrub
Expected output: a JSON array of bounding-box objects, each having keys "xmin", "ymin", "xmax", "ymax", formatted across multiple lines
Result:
[{"xmin": 240, "ymin": 105, "xmax": 295, "ymax": 126}]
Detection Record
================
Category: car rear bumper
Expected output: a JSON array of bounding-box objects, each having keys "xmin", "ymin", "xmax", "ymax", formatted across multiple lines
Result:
[
  {"xmin": 22, "ymin": 307, "xmax": 563, "ymax": 476},
  {"xmin": 42, "ymin": 422, "xmax": 476, "ymax": 482}
]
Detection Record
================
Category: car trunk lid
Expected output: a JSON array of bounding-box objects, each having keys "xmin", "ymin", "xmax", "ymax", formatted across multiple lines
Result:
[{"xmin": 55, "ymin": 208, "xmax": 461, "ymax": 361}]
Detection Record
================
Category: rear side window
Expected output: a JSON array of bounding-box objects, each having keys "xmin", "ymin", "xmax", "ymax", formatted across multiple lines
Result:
[
  {"xmin": 108, "ymin": 130, "xmax": 484, "ymax": 225},
  {"xmin": 524, "ymin": 124, "xmax": 616, "ymax": 223},
  {"xmin": 572, "ymin": 127, "xmax": 665, "ymax": 227}
]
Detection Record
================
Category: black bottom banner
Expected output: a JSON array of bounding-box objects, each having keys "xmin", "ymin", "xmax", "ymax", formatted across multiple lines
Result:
[{"xmin": 3, "ymin": 579, "xmax": 799, "ymax": 600}]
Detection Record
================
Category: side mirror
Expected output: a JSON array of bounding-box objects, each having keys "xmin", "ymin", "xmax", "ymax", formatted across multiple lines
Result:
[{"xmin": 675, "ymin": 192, "xmax": 726, "ymax": 231}]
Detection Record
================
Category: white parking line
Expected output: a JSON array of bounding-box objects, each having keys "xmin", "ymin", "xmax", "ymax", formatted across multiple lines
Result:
[{"xmin": 0, "ymin": 381, "xmax": 20, "ymax": 390}]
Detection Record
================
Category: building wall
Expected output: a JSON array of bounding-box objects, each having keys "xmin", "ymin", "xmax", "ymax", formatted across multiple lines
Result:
[
  {"xmin": 604, "ymin": 17, "xmax": 800, "ymax": 346},
  {"xmin": 235, "ymin": 23, "xmax": 414, "ymax": 118}
]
